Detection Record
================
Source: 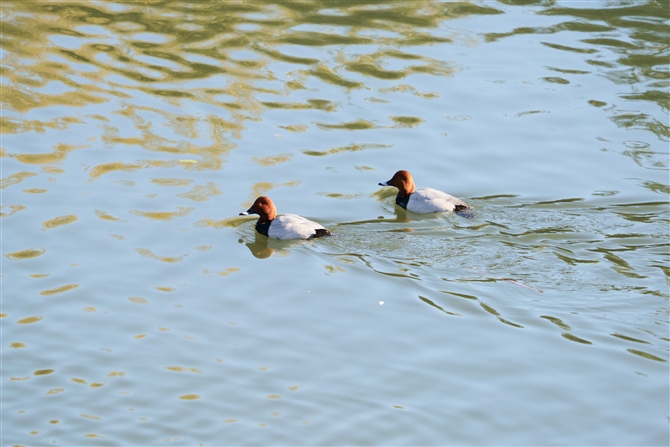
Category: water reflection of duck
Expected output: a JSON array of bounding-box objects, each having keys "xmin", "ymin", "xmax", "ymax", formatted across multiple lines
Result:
[
  {"xmin": 379, "ymin": 170, "xmax": 474, "ymax": 218},
  {"xmin": 240, "ymin": 196, "xmax": 332, "ymax": 240},
  {"xmin": 239, "ymin": 233, "xmax": 275, "ymax": 259},
  {"xmin": 239, "ymin": 230, "xmax": 310, "ymax": 259}
]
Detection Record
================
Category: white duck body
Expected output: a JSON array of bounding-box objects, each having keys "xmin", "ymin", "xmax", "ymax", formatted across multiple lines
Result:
[
  {"xmin": 406, "ymin": 188, "xmax": 469, "ymax": 214},
  {"xmin": 267, "ymin": 214, "xmax": 329, "ymax": 240}
]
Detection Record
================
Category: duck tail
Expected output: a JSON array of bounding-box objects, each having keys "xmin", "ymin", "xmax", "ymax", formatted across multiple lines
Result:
[
  {"xmin": 455, "ymin": 205, "xmax": 475, "ymax": 219},
  {"xmin": 312, "ymin": 228, "xmax": 332, "ymax": 238}
]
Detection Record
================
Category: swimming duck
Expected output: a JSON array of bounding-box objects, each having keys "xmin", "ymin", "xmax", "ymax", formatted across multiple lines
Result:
[
  {"xmin": 240, "ymin": 196, "xmax": 331, "ymax": 240},
  {"xmin": 379, "ymin": 170, "xmax": 473, "ymax": 217}
]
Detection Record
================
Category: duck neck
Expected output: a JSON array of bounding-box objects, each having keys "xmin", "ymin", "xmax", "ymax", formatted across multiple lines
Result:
[
  {"xmin": 395, "ymin": 194, "xmax": 410, "ymax": 209},
  {"xmin": 255, "ymin": 220, "xmax": 271, "ymax": 236},
  {"xmin": 257, "ymin": 214, "xmax": 274, "ymax": 225}
]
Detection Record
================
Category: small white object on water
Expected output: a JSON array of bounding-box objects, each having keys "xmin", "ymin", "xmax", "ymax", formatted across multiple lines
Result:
[{"xmin": 379, "ymin": 301, "xmax": 384, "ymax": 306}]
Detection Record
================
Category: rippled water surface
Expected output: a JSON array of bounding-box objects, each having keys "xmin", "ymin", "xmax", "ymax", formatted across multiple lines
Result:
[{"xmin": 2, "ymin": 1, "xmax": 668, "ymax": 445}]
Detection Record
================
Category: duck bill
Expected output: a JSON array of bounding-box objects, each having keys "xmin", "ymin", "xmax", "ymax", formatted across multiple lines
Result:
[
  {"xmin": 378, "ymin": 179, "xmax": 392, "ymax": 186},
  {"xmin": 240, "ymin": 203, "xmax": 258, "ymax": 216}
]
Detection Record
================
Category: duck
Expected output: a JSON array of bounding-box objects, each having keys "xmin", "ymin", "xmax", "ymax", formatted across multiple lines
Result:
[
  {"xmin": 240, "ymin": 196, "xmax": 332, "ymax": 240},
  {"xmin": 379, "ymin": 170, "xmax": 474, "ymax": 217}
]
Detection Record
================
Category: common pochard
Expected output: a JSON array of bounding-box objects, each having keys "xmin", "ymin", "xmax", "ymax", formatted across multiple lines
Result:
[
  {"xmin": 240, "ymin": 196, "xmax": 332, "ymax": 240},
  {"xmin": 379, "ymin": 170, "xmax": 473, "ymax": 217}
]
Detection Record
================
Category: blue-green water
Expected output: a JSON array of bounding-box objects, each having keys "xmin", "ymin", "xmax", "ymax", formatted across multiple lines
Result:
[{"xmin": 2, "ymin": 1, "xmax": 668, "ymax": 445}]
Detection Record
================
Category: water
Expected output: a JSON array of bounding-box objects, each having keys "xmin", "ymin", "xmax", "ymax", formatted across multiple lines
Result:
[{"xmin": 2, "ymin": 1, "xmax": 668, "ymax": 445}]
